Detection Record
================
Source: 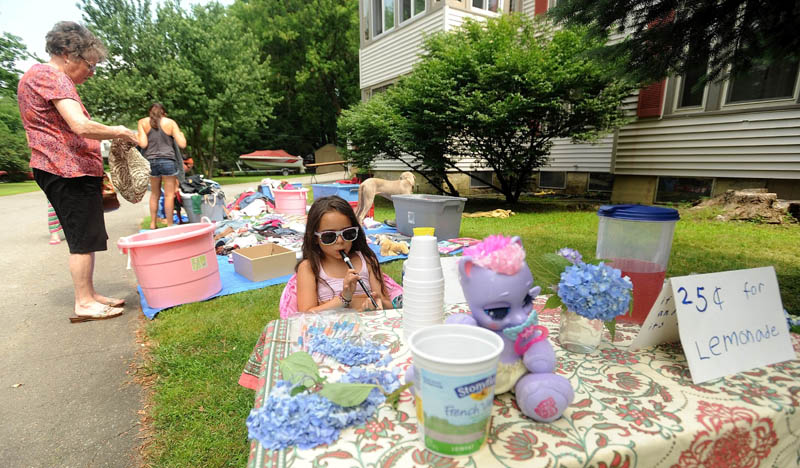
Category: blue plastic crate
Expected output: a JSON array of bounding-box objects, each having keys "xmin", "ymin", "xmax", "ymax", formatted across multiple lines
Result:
[{"xmin": 311, "ymin": 183, "xmax": 360, "ymax": 202}]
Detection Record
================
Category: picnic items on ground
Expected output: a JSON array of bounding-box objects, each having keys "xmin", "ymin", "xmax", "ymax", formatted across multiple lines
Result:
[
  {"xmin": 101, "ymin": 172, "xmax": 120, "ymax": 212},
  {"xmin": 402, "ymin": 235, "xmax": 445, "ymax": 338},
  {"xmin": 462, "ymin": 208, "xmax": 515, "ymax": 218},
  {"xmin": 596, "ymin": 204, "xmax": 679, "ymax": 324},
  {"xmin": 405, "ymin": 235, "xmax": 575, "ymax": 427},
  {"xmin": 108, "ymin": 139, "xmax": 150, "ymax": 203}
]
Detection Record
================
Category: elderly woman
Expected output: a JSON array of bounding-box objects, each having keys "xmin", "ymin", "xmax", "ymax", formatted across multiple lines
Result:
[{"xmin": 17, "ymin": 21, "xmax": 138, "ymax": 322}]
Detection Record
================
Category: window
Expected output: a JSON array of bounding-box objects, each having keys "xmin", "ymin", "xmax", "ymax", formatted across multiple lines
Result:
[
  {"xmin": 472, "ymin": 0, "xmax": 501, "ymax": 13},
  {"xmin": 655, "ymin": 177, "xmax": 712, "ymax": 203},
  {"xmin": 539, "ymin": 171, "xmax": 565, "ymax": 189},
  {"xmin": 373, "ymin": 0, "xmax": 394, "ymax": 36},
  {"xmin": 727, "ymin": 58, "xmax": 800, "ymax": 104},
  {"xmin": 401, "ymin": 0, "xmax": 425, "ymax": 22},
  {"xmin": 468, "ymin": 171, "xmax": 492, "ymax": 188},
  {"xmin": 588, "ymin": 173, "xmax": 614, "ymax": 192},
  {"xmin": 677, "ymin": 60, "xmax": 707, "ymax": 108}
]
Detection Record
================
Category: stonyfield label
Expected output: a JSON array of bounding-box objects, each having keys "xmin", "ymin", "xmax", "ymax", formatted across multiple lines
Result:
[{"xmin": 419, "ymin": 368, "xmax": 496, "ymax": 456}]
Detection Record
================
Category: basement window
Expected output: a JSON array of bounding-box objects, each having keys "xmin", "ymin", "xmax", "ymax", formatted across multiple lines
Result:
[
  {"xmin": 656, "ymin": 177, "xmax": 713, "ymax": 203},
  {"xmin": 539, "ymin": 171, "xmax": 566, "ymax": 189},
  {"xmin": 588, "ymin": 173, "xmax": 614, "ymax": 192}
]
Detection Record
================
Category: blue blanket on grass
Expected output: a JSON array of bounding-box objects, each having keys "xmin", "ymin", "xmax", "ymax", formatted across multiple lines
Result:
[{"xmin": 139, "ymin": 225, "xmax": 409, "ymax": 319}]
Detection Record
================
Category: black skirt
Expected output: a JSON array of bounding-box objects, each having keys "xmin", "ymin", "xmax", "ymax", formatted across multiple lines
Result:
[{"xmin": 34, "ymin": 168, "xmax": 108, "ymax": 254}]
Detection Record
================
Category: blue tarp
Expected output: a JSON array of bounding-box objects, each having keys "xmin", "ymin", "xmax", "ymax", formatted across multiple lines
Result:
[{"xmin": 138, "ymin": 225, "xmax": 409, "ymax": 318}]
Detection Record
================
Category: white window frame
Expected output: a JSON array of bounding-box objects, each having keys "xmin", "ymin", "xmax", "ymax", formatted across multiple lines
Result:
[
  {"xmin": 372, "ymin": 0, "xmax": 395, "ymax": 38},
  {"xmin": 720, "ymin": 61, "xmax": 800, "ymax": 111},
  {"xmin": 672, "ymin": 72, "xmax": 709, "ymax": 114},
  {"xmin": 399, "ymin": 0, "xmax": 425, "ymax": 25},
  {"xmin": 471, "ymin": 0, "xmax": 503, "ymax": 14}
]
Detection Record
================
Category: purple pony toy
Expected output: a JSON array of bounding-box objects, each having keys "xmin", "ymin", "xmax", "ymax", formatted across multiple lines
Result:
[{"xmin": 448, "ymin": 235, "xmax": 573, "ymax": 422}]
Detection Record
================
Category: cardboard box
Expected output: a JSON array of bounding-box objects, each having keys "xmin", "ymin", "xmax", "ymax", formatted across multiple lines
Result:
[{"xmin": 232, "ymin": 243, "xmax": 296, "ymax": 282}]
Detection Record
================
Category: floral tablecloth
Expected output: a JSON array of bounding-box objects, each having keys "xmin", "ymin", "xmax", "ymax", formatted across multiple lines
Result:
[{"xmin": 245, "ymin": 299, "xmax": 800, "ymax": 468}]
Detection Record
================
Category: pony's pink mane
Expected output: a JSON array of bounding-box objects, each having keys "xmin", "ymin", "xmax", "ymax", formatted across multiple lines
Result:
[{"xmin": 463, "ymin": 234, "xmax": 525, "ymax": 275}]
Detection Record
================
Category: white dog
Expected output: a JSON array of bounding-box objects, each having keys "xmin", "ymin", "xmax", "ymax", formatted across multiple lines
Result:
[{"xmin": 355, "ymin": 171, "xmax": 416, "ymax": 222}]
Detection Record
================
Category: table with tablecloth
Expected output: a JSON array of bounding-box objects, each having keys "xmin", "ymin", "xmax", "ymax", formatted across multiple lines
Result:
[{"xmin": 244, "ymin": 298, "xmax": 800, "ymax": 468}]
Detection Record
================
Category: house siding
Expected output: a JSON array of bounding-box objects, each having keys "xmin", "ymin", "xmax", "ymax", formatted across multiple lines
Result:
[
  {"xmin": 616, "ymin": 109, "xmax": 800, "ymax": 179},
  {"xmin": 359, "ymin": 8, "xmax": 446, "ymax": 90}
]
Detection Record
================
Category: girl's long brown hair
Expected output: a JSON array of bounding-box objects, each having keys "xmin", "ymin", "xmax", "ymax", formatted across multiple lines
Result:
[
  {"xmin": 299, "ymin": 196, "xmax": 387, "ymax": 297},
  {"xmin": 149, "ymin": 102, "xmax": 166, "ymax": 130}
]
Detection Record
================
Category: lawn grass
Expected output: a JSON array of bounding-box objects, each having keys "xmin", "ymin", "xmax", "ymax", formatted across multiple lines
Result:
[
  {"xmin": 141, "ymin": 196, "xmax": 799, "ymax": 467},
  {"xmin": 0, "ymin": 180, "xmax": 39, "ymax": 196},
  {"xmin": 211, "ymin": 173, "xmax": 306, "ymax": 186}
]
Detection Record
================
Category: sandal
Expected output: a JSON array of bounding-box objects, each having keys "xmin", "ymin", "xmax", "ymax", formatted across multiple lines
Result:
[{"xmin": 69, "ymin": 304, "xmax": 124, "ymax": 323}]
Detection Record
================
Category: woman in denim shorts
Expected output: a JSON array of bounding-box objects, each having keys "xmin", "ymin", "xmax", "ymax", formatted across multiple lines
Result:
[{"xmin": 137, "ymin": 103, "xmax": 187, "ymax": 229}]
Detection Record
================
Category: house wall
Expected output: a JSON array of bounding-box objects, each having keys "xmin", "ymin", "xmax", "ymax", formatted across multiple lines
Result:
[
  {"xmin": 360, "ymin": 8, "xmax": 447, "ymax": 91},
  {"xmin": 616, "ymin": 109, "xmax": 800, "ymax": 180}
]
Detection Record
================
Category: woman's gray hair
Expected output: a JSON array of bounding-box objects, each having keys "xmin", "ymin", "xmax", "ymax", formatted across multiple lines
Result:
[{"xmin": 45, "ymin": 21, "xmax": 107, "ymax": 63}]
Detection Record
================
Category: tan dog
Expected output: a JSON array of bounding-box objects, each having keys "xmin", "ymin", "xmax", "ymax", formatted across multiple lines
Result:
[{"xmin": 355, "ymin": 171, "xmax": 416, "ymax": 222}]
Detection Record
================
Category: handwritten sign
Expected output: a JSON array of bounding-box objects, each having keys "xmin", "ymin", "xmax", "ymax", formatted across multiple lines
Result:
[
  {"xmin": 629, "ymin": 282, "xmax": 679, "ymax": 350},
  {"xmin": 671, "ymin": 266, "xmax": 795, "ymax": 384}
]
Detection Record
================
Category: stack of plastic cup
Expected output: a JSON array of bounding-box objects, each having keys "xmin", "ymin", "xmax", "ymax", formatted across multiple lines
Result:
[{"xmin": 403, "ymin": 235, "xmax": 444, "ymax": 339}]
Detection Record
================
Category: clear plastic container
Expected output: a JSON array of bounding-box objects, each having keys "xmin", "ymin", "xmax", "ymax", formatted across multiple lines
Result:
[{"xmin": 596, "ymin": 204, "xmax": 680, "ymax": 324}]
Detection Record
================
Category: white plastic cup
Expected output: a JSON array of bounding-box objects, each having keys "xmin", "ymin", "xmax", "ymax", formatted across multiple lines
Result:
[
  {"xmin": 403, "ymin": 266, "xmax": 444, "ymax": 282},
  {"xmin": 404, "ymin": 255, "xmax": 443, "ymax": 270},
  {"xmin": 408, "ymin": 235, "xmax": 439, "ymax": 259},
  {"xmin": 403, "ymin": 278, "xmax": 444, "ymax": 293},
  {"xmin": 408, "ymin": 325, "xmax": 504, "ymax": 456}
]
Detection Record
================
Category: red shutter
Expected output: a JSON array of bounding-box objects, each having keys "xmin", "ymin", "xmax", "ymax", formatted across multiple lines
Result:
[
  {"xmin": 637, "ymin": 80, "xmax": 666, "ymax": 118},
  {"xmin": 534, "ymin": 0, "xmax": 548, "ymax": 15}
]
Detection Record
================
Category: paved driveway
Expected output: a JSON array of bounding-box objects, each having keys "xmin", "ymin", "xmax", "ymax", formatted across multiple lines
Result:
[{"xmin": 0, "ymin": 171, "xmax": 345, "ymax": 467}]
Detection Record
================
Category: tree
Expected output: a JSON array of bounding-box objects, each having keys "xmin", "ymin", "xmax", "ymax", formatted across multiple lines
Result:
[
  {"xmin": 78, "ymin": 0, "xmax": 278, "ymax": 176},
  {"xmin": 339, "ymin": 14, "xmax": 633, "ymax": 202},
  {"xmin": 549, "ymin": 0, "xmax": 800, "ymax": 84},
  {"xmin": 0, "ymin": 32, "xmax": 34, "ymax": 179},
  {"xmin": 232, "ymin": 0, "xmax": 360, "ymax": 157}
]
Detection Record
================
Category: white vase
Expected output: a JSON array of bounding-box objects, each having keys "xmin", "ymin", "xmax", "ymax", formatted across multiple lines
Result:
[{"xmin": 558, "ymin": 308, "xmax": 603, "ymax": 354}]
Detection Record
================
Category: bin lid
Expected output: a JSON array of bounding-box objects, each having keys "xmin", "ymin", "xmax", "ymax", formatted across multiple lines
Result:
[{"xmin": 597, "ymin": 204, "xmax": 680, "ymax": 221}]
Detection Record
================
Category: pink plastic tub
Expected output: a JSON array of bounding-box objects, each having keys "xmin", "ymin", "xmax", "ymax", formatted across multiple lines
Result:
[
  {"xmin": 117, "ymin": 222, "xmax": 221, "ymax": 308},
  {"xmin": 272, "ymin": 188, "xmax": 309, "ymax": 215}
]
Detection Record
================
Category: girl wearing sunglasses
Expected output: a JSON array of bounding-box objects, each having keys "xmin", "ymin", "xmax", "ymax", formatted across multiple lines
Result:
[{"xmin": 296, "ymin": 196, "xmax": 392, "ymax": 312}]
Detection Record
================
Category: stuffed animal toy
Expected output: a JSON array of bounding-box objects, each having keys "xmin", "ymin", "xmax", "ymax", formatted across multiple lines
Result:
[
  {"xmin": 374, "ymin": 235, "xmax": 410, "ymax": 257},
  {"xmin": 406, "ymin": 235, "xmax": 574, "ymax": 422}
]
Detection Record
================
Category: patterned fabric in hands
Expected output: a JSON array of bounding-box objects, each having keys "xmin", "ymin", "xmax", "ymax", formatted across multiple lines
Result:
[
  {"xmin": 109, "ymin": 139, "xmax": 150, "ymax": 203},
  {"xmin": 17, "ymin": 64, "xmax": 102, "ymax": 178}
]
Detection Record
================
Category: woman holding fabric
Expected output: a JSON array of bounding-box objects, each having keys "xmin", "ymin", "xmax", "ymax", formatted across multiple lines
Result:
[
  {"xmin": 17, "ymin": 21, "xmax": 138, "ymax": 322},
  {"xmin": 137, "ymin": 102, "xmax": 187, "ymax": 229}
]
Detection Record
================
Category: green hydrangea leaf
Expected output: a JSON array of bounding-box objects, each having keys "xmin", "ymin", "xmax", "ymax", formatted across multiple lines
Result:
[
  {"xmin": 279, "ymin": 351, "xmax": 320, "ymax": 385},
  {"xmin": 545, "ymin": 294, "xmax": 565, "ymax": 310},
  {"xmin": 319, "ymin": 383, "xmax": 378, "ymax": 407}
]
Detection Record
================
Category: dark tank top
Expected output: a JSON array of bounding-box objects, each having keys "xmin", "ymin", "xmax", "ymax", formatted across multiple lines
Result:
[{"xmin": 143, "ymin": 124, "xmax": 175, "ymax": 160}]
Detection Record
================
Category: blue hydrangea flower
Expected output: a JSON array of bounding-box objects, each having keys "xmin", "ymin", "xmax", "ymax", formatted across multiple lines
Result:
[
  {"xmin": 557, "ymin": 261, "xmax": 632, "ymax": 322},
  {"xmin": 308, "ymin": 335, "xmax": 385, "ymax": 366},
  {"xmin": 246, "ymin": 367, "xmax": 401, "ymax": 450},
  {"xmin": 557, "ymin": 247, "xmax": 583, "ymax": 265}
]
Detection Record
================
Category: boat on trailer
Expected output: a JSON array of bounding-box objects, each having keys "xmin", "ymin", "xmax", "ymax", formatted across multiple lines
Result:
[{"xmin": 239, "ymin": 150, "xmax": 305, "ymax": 175}]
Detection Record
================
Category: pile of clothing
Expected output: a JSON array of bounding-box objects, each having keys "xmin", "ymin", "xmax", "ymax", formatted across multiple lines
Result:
[{"xmin": 210, "ymin": 181, "xmax": 307, "ymax": 257}]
